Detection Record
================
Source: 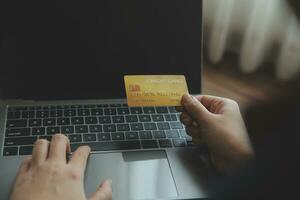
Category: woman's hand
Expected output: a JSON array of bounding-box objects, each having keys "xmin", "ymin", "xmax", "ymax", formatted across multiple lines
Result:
[
  {"xmin": 10, "ymin": 134, "xmax": 112, "ymax": 200},
  {"xmin": 180, "ymin": 94, "xmax": 254, "ymax": 174}
]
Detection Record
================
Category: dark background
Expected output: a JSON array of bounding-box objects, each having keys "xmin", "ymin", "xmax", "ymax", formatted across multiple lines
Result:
[{"xmin": 0, "ymin": 0, "xmax": 202, "ymax": 100}]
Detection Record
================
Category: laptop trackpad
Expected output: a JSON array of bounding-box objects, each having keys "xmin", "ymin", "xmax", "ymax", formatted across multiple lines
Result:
[{"xmin": 85, "ymin": 151, "xmax": 178, "ymax": 200}]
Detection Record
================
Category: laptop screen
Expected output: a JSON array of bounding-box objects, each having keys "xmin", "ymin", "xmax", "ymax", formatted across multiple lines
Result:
[{"xmin": 0, "ymin": 0, "xmax": 203, "ymax": 100}]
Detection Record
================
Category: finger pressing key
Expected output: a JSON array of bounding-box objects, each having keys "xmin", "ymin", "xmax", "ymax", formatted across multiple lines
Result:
[
  {"xmin": 48, "ymin": 134, "xmax": 70, "ymax": 163},
  {"xmin": 69, "ymin": 146, "xmax": 91, "ymax": 172},
  {"xmin": 32, "ymin": 139, "xmax": 49, "ymax": 166}
]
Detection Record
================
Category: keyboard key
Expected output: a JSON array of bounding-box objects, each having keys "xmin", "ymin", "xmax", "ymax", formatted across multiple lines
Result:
[
  {"xmin": 109, "ymin": 104, "xmax": 121, "ymax": 107},
  {"xmin": 64, "ymin": 109, "xmax": 76, "ymax": 117},
  {"xmin": 8, "ymin": 106, "xmax": 27, "ymax": 111},
  {"xmin": 42, "ymin": 106, "xmax": 50, "ymax": 110},
  {"xmin": 159, "ymin": 139, "xmax": 173, "ymax": 148},
  {"xmin": 3, "ymin": 147, "xmax": 18, "ymax": 156},
  {"xmin": 29, "ymin": 119, "xmax": 42, "ymax": 127},
  {"xmin": 130, "ymin": 107, "xmax": 143, "ymax": 114},
  {"xmin": 98, "ymin": 133, "xmax": 111, "ymax": 141},
  {"xmin": 152, "ymin": 115, "xmax": 164, "ymax": 122},
  {"xmin": 139, "ymin": 131, "xmax": 153, "ymax": 139},
  {"xmin": 125, "ymin": 132, "xmax": 139, "ymax": 140},
  {"xmin": 157, "ymin": 122, "xmax": 170, "ymax": 130},
  {"xmin": 117, "ymin": 107, "xmax": 129, "ymax": 115},
  {"xmin": 70, "ymin": 105, "xmax": 81, "ymax": 109},
  {"xmin": 138, "ymin": 115, "xmax": 151, "ymax": 122},
  {"xmin": 75, "ymin": 125, "xmax": 88, "ymax": 133},
  {"xmin": 84, "ymin": 105, "xmax": 93, "ymax": 108},
  {"xmin": 98, "ymin": 116, "xmax": 111, "ymax": 124},
  {"xmin": 170, "ymin": 122, "xmax": 183, "ymax": 129},
  {"xmin": 125, "ymin": 115, "xmax": 138, "ymax": 122},
  {"xmin": 91, "ymin": 108, "xmax": 103, "ymax": 116},
  {"xmin": 164, "ymin": 114, "xmax": 177, "ymax": 121},
  {"xmin": 179, "ymin": 130, "xmax": 191, "ymax": 139},
  {"xmin": 111, "ymin": 132, "xmax": 125, "ymax": 140},
  {"xmin": 89, "ymin": 125, "xmax": 102, "ymax": 132},
  {"xmin": 85, "ymin": 117, "xmax": 98, "ymax": 124},
  {"xmin": 6, "ymin": 120, "xmax": 27, "ymax": 128},
  {"xmin": 57, "ymin": 118, "xmax": 70, "ymax": 125},
  {"xmin": 19, "ymin": 146, "xmax": 33, "ymax": 155},
  {"xmin": 83, "ymin": 134, "xmax": 97, "ymax": 142},
  {"xmin": 7, "ymin": 111, "xmax": 21, "ymax": 119},
  {"xmin": 78, "ymin": 109, "xmax": 90, "ymax": 116},
  {"xmin": 103, "ymin": 124, "xmax": 116, "ymax": 132},
  {"xmin": 141, "ymin": 140, "xmax": 158, "ymax": 149},
  {"xmin": 50, "ymin": 106, "xmax": 57, "ymax": 110},
  {"xmin": 46, "ymin": 127, "xmax": 60, "ymax": 135},
  {"xmin": 5, "ymin": 136, "xmax": 37, "ymax": 146},
  {"xmin": 50, "ymin": 110, "xmax": 63, "ymax": 117},
  {"xmin": 153, "ymin": 131, "xmax": 166, "ymax": 139},
  {"xmin": 168, "ymin": 107, "xmax": 178, "ymax": 113},
  {"xmin": 117, "ymin": 124, "xmax": 130, "ymax": 131},
  {"xmin": 71, "ymin": 117, "xmax": 84, "ymax": 125},
  {"xmin": 61, "ymin": 126, "xmax": 74, "ymax": 134},
  {"xmin": 36, "ymin": 110, "xmax": 49, "ymax": 118},
  {"xmin": 6, "ymin": 128, "xmax": 30, "ymax": 137},
  {"xmin": 32, "ymin": 127, "xmax": 45, "ymax": 136},
  {"xmin": 43, "ymin": 118, "xmax": 56, "ymax": 126},
  {"xmin": 130, "ymin": 123, "xmax": 144, "ymax": 131},
  {"xmin": 104, "ymin": 108, "xmax": 117, "ymax": 115},
  {"xmin": 156, "ymin": 107, "xmax": 169, "ymax": 113},
  {"xmin": 143, "ymin": 107, "xmax": 155, "ymax": 114},
  {"xmin": 166, "ymin": 130, "xmax": 180, "ymax": 138},
  {"xmin": 144, "ymin": 123, "xmax": 157, "ymax": 130},
  {"xmin": 22, "ymin": 111, "xmax": 35, "ymax": 118},
  {"xmin": 68, "ymin": 134, "xmax": 82, "ymax": 143},
  {"xmin": 112, "ymin": 116, "xmax": 125, "ymax": 123},
  {"xmin": 173, "ymin": 139, "xmax": 186, "ymax": 147},
  {"xmin": 71, "ymin": 141, "xmax": 141, "ymax": 152}
]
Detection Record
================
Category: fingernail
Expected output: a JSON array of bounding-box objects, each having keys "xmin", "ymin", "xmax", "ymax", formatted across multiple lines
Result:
[
  {"xmin": 182, "ymin": 94, "xmax": 194, "ymax": 105},
  {"xmin": 108, "ymin": 179, "xmax": 113, "ymax": 192}
]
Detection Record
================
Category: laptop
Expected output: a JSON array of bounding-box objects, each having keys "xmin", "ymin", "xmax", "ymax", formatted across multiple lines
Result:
[{"xmin": 0, "ymin": 0, "xmax": 214, "ymax": 199}]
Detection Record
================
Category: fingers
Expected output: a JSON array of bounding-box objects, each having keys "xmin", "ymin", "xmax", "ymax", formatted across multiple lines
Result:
[
  {"xmin": 181, "ymin": 94, "xmax": 211, "ymax": 124},
  {"xmin": 196, "ymin": 95, "xmax": 227, "ymax": 113},
  {"xmin": 48, "ymin": 134, "xmax": 70, "ymax": 163},
  {"xmin": 69, "ymin": 146, "xmax": 90, "ymax": 171},
  {"xmin": 32, "ymin": 139, "xmax": 49, "ymax": 165},
  {"xmin": 18, "ymin": 156, "xmax": 32, "ymax": 174},
  {"xmin": 180, "ymin": 112, "xmax": 193, "ymax": 126},
  {"xmin": 89, "ymin": 180, "xmax": 112, "ymax": 200},
  {"xmin": 185, "ymin": 126, "xmax": 201, "ymax": 138}
]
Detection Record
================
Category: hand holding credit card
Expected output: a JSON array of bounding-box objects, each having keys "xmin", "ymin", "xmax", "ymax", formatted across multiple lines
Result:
[{"xmin": 124, "ymin": 75, "xmax": 189, "ymax": 107}]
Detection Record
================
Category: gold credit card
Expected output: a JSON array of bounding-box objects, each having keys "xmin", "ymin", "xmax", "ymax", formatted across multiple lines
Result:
[{"xmin": 124, "ymin": 75, "xmax": 189, "ymax": 107}]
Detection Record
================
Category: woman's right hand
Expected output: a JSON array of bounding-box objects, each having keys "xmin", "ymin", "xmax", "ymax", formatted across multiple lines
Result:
[{"xmin": 179, "ymin": 94, "xmax": 254, "ymax": 174}]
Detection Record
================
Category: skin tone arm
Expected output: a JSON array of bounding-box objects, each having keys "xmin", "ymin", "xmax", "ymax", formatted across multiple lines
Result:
[
  {"xmin": 179, "ymin": 94, "xmax": 254, "ymax": 174},
  {"xmin": 10, "ymin": 134, "xmax": 112, "ymax": 200}
]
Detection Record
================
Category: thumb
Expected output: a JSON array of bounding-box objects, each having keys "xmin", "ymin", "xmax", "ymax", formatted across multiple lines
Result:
[
  {"xmin": 181, "ymin": 94, "xmax": 211, "ymax": 124},
  {"xmin": 89, "ymin": 180, "xmax": 112, "ymax": 200}
]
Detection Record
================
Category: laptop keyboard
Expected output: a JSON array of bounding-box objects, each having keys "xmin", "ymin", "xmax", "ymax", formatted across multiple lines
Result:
[{"xmin": 3, "ymin": 104, "xmax": 192, "ymax": 156}]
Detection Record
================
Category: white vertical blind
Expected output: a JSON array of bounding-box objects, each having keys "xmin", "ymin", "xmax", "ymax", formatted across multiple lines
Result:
[{"xmin": 203, "ymin": 0, "xmax": 300, "ymax": 81}]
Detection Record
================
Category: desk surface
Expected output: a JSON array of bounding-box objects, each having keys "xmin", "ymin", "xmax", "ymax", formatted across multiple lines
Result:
[{"xmin": 202, "ymin": 65, "xmax": 280, "ymax": 113}]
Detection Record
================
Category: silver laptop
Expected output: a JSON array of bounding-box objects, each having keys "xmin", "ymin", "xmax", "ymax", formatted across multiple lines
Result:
[{"xmin": 0, "ymin": 0, "xmax": 214, "ymax": 199}]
